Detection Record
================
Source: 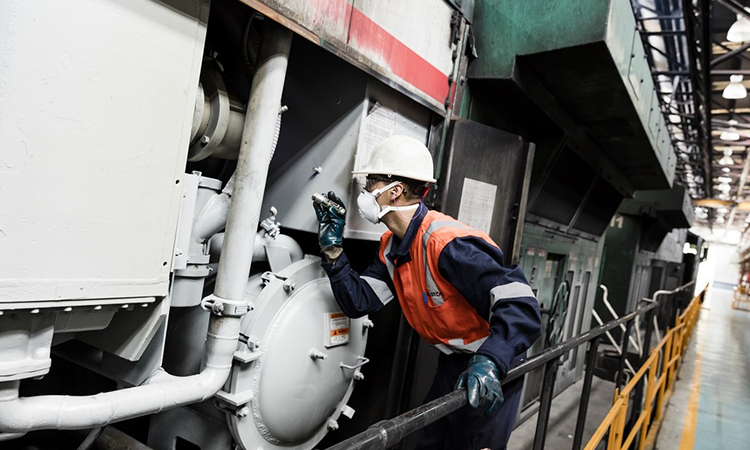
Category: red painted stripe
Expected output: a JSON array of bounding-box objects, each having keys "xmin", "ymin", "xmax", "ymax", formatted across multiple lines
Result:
[{"xmin": 346, "ymin": 6, "xmax": 450, "ymax": 104}]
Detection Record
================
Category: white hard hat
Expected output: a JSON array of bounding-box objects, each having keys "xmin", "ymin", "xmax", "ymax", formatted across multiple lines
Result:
[{"xmin": 352, "ymin": 135, "xmax": 437, "ymax": 183}]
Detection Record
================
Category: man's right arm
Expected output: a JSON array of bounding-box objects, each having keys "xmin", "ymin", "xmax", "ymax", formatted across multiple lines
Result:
[{"xmin": 322, "ymin": 252, "xmax": 396, "ymax": 318}]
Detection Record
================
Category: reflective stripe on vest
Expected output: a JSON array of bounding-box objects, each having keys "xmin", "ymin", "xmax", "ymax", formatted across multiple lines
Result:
[
  {"xmin": 421, "ymin": 220, "xmax": 470, "ymax": 306},
  {"xmin": 382, "ymin": 237, "xmax": 395, "ymax": 279},
  {"xmin": 378, "ymin": 211, "xmax": 493, "ymax": 355}
]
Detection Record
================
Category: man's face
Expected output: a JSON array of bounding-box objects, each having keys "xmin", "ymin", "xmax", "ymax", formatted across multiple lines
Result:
[{"xmin": 365, "ymin": 176, "xmax": 400, "ymax": 208}]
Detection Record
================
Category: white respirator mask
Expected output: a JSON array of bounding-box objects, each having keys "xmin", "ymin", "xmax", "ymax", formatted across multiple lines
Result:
[{"xmin": 357, "ymin": 181, "xmax": 419, "ymax": 224}]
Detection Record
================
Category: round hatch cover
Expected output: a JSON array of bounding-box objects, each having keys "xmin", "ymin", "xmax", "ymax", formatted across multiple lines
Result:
[{"xmin": 227, "ymin": 256, "xmax": 369, "ymax": 450}]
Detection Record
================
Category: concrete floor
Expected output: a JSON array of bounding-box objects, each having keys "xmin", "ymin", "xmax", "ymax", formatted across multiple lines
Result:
[
  {"xmin": 508, "ymin": 375, "xmax": 615, "ymax": 450},
  {"xmin": 654, "ymin": 286, "xmax": 750, "ymax": 450},
  {"xmin": 505, "ymin": 284, "xmax": 750, "ymax": 450}
]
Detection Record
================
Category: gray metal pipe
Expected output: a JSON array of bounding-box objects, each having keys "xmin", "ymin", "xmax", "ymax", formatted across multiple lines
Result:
[
  {"xmin": 0, "ymin": 22, "xmax": 293, "ymax": 435},
  {"xmin": 215, "ymin": 22, "xmax": 292, "ymax": 301},
  {"xmin": 0, "ymin": 317, "xmax": 238, "ymax": 432}
]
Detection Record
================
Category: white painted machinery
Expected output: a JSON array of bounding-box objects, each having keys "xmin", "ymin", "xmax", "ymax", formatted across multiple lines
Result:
[{"xmin": 0, "ymin": 0, "xmax": 462, "ymax": 448}]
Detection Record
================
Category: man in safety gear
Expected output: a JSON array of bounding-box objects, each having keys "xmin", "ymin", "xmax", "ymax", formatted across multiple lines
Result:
[{"xmin": 313, "ymin": 135, "xmax": 542, "ymax": 450}]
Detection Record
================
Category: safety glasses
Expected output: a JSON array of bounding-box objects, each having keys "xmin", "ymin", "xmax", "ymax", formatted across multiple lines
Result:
[{"xmin": 364, "ymin": 176, "xmax": 393, "ymax": 191}]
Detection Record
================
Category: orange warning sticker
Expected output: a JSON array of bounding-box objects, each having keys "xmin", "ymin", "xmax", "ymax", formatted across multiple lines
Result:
[
  {"xmin": 325, "ymin": 312, "xmax": 350, "ymax": 347},
  {"xmin": 330, "ymin": 327, "xmax": 350, "ymax": 337}
]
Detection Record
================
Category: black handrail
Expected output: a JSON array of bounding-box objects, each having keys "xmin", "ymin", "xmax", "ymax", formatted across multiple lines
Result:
[{"xmin": 323, "ymin": 300, "xmax": 663, "ymax": 450}]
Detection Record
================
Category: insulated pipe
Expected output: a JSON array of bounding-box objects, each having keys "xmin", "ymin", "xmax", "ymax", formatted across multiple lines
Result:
[
  {"xmin": 209, "ymin": 232, "xmax": 304, "ymax": 265},
  {"xmin": 0, "ymin": 317, "xmax": 238, "ymax": 432},
  {"xmin": 0, "ymin": 22, "xmax": 293, "ymax": 434},
  {"xmin": 215, "ymin": 22, "xmax": 292, "ymax": 301}
]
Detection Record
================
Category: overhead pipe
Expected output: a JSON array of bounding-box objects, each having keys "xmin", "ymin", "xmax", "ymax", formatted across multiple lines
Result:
[{"xmin": 0, "ymin": 21, "xmax": 293, "ymax": 434}]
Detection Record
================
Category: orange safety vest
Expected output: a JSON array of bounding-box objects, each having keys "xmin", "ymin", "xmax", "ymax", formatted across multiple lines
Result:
[{"xmin": 378, "ymin": 210, "xmax": 495, "ymax": 354}]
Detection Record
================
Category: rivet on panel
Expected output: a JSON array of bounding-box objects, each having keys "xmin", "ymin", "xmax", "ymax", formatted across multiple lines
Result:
[
  {"xmin": 94, "ymin": 305, "xmax": 102, "ymax": 310},
  {"xmin": 63, "ymin": 307, "xmax": 72, "ymax": 313},
  {"xmin": 121, "ymin": 304, "xmax": 129, "ymax": 309},
  {"xmin": 141, "ymin": 303, "xmax": 149, "ymax": 308},
  {"xmin": 30, "ymin": 309, "xmax": 40, "ymax": 314}
]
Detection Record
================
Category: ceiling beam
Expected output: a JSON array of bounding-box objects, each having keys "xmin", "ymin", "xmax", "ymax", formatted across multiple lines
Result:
[{"xmin": 711, "ymin": 42, "xmax": 750, "ymax": 67}]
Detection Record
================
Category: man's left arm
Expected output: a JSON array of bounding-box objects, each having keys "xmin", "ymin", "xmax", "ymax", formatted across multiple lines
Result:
[{"xmin": 438, "ymin": 236, "xmax": 543, "ymax": 377}]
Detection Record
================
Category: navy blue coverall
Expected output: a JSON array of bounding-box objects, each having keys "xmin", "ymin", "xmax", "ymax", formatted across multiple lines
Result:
[{"xmin": 322, "ymin": 203, "xmax": 542, "ymax": 450}]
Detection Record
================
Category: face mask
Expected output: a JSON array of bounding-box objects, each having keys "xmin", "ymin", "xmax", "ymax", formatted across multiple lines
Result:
[{"xmin": 357, "ymin": 181, "xmax": 419, "ymax": 224}]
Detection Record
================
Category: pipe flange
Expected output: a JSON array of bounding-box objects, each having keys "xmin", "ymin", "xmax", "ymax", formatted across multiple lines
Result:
[{"xmin": 188, "ymin": 61, "xmax": 231, "ymax": 162}]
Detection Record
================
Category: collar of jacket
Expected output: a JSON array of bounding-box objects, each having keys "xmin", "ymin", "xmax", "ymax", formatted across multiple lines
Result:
[{"xmin": 386, "ymin": 202, "xmax": 428, "ymax": 267}]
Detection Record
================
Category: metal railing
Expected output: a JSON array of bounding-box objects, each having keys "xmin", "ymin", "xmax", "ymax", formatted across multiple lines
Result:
[
  {"xmin": 323, "ymin": 282, "xmax": 704, "ymax": 450},
  {"xmin": 583, "ymin": 285, "xmax": 705, "ymax": 450}
]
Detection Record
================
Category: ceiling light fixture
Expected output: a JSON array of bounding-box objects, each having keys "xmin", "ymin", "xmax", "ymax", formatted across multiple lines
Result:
[
  {"xmin": 720, "ymin": 150, "xmax": 735, "ymax": 165},
  {"xmin": 728, "ymin": 9, "xmax": 750, "ymax": 42},
  {"xmin": 723, "ymin": 75, "xmax": 748, "ymax": 99},
  {"xmin": 721, "ymin": 120, "xmax": 741, "ymax": 141}
]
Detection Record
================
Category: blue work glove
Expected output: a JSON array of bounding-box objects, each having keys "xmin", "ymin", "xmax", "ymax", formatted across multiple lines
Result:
[
  {"xmin": 455, "ymin": 355, "xmax": 504, "ymax": 417},
  {"xmin": 313, "ymin": 191, "xmax": 346, "ymax": 251}
]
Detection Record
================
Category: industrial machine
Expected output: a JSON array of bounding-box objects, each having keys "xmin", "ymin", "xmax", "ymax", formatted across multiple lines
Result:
[{"xmin": 0, "ymin": 0, "xmax": 699, "ymax": 449}]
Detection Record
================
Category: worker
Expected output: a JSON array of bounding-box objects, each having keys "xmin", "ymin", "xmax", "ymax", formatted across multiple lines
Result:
[{"xmin": 313, "ymin": 135, "xmax": 542, "ymax": 450}]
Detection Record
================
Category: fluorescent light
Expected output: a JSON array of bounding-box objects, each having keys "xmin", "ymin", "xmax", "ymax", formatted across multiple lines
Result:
[{"xmin": 728, "ymin": 10, "xmax": 750, "ymax": 42}]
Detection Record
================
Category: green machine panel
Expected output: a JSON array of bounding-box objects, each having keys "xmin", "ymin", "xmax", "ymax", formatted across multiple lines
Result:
[{"xmin": 469, "ymin": 0, "xmax": 675, "ymax": 191}]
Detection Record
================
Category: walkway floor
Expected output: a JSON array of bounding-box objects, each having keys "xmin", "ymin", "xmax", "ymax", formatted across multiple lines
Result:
[
  {"xmin": 508, "ymin": 375, "xmax": 614, "ymax": 450},
  {"xmin": 508, "ymin": 284, "xmax": 749, "ymax": 450},
  {"xmin": 654, "ymin": 285, "xmax": 750, "ymax": 450}
]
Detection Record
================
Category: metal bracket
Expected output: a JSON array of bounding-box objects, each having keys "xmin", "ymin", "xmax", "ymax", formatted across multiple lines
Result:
[
  {"xmin": 233, "ymin": 348, "xmax": 263, "ymax": 364},
  {"xmin": 200, "ymin": 295, "xmax": 250, "ymax": 317},
  {"xmin": 261, "ymin": 271, "xmax": 287, "ymax": 286},
  {"xmin": 215, "ymin": 389, "xmax": 254, "ymax": 408},
  {"xmin": 339, "ymin": 356, "xmax": 369, "ymax": 371}
]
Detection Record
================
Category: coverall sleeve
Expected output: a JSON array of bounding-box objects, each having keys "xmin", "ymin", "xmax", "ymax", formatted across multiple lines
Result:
[
  {"xmin": 437, "ymin": 237, "xmax": 542, "ymax": 377},
  {"xmin": 321, "ymin": 251, "xmax": 397, "ymax": 318}
]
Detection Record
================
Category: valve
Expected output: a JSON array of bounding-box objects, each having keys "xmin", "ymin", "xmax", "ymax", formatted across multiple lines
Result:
[{"xmin": 259, "ymin": 206, "xmax": 281, "ymax": 239}]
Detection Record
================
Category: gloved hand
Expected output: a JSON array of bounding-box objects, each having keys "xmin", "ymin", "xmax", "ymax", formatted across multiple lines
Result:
[
  {"xmin": 455, "ymin": 355, "xmax": 504, "ymax": 417},
  {"xmin": 313, "ymin": 191, "xmax": 346, "ymax": 251}
]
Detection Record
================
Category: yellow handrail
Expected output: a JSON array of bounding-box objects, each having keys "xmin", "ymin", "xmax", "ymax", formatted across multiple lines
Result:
[{"xmin": 582, "ymin": 285, "xmax": 707, "ymax": 450}]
